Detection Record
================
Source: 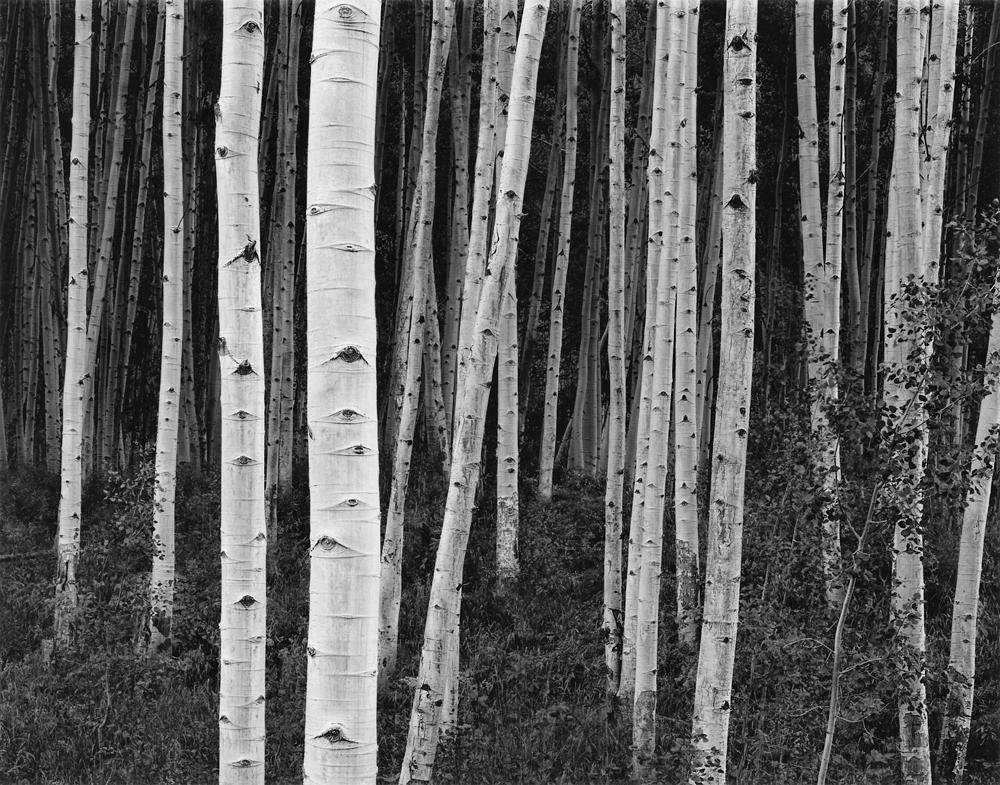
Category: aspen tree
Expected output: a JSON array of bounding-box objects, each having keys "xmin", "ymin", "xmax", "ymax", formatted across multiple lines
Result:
[
  {"xmin": 884, "ymin": 2, "xmax": 932, "ymax": 781},
  {"xmin": 53, "ymin": 0, "xmax": 93, "ymax": 651},
  {"xmin": 619, "ymin": 0, "xmax": 663, "ymax": 706},
  {"xmin": 495, "ymin": 0, "xmax": 521, "ymax": 583},
  {"xmin": 604, "ymin": 0, "xmax": 626, "ymax": 699},
  {"xmin": 455, "ymin": 2, "xmax": 501, "ymax": 414},
  {"xmin": 149, "ymin": 0, "xmax": 183, "ymax": 656},
  {"xmin": 303, "ymin": 2, "xmax": 381, "ymax": 781},
  {"xmin": 441, "ymin": 5, "xmax": 473, "ymax": 432},
  {"xmin": 400, "ymin": 5, "xmax": 549, "ymax": 780},
  {"xmin": 494, "ymin": 0, "xmax": 519, "ymax": 581},
  {"xmin": 216, "ymin": 0, "xmax": 266, "ymax": 780},
  {"xmin": 939, "ymin": 247, "xmax": 1000, "ymax": 784},
  {"xmin": 538, "ymin": 0, "xmax": 580, "ymax": 502},
  {"xmin": 378, "ymin": 0, "xmax": 455, "ymax": 688},
  {"xmin": 689, "ymin": 0, "xmax": 756, "ymax": 780},
  {"xmin": 794, "ymin": 0, "xmax": 845, "ymax": 611},
  {"xmin": 634, "ymin": 1, "xmax": 685, "ymax": 772},
  {"xmin": 673, "ymin": 0, "xmax": 700, "ymax": 650}
]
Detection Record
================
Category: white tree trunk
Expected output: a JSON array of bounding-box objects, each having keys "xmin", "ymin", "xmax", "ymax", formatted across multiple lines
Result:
[
  {"xmin": 216, "ymin": 1, "xmax": 266, "ymax": 781},
  {"xmin": 537, "ymin": 0, "xmax": 581, "ymax": 501},
  {"xmin": 688, "ymin": 0, "xmax": 756, "ymax": 780},
  {"xmin": 149, "ymin": 0, "xmax": 184, "ymax": 656},
  {"xmin": 54, "ymin": 0, "xmax": 93, "ymax": 651},
  {"xmin": 939, "ymin": 261, "xmax": 1000, "ymax": 783},
  {"xmin": 673, "ymin": 0, "xmax": 700, "ymax": 650},
  {"xmin": 603, "ymin": 0, "xmax": 626, "ymax": 700},
  {"xmin": 378, "ymin": 0, "xmax": 455, "ymax": 689},
  {"xmin": 884, "ymin": 2, "xmax": 932, "ymax": 782},
  {"xmin": 399, "ymin": 5, "xmax": 549, "ymax": 781},
  {"xmin": 303, "ymin": 3, "xmax": 381, "ymax": 782},
  {"xmin": 634, "ymin": 1, "xmax": 686, "ymax": 773}
]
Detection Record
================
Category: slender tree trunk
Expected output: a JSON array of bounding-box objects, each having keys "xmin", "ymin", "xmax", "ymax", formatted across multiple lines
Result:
[
  {"xmin": 149, "ymin": 0, "xmax": 182, "ymax": 657},
  {"xmin": 303, "ymin": 3, "xmax": 381, "ymax": 781},
  {"xmin": 603, "ymin": 0, "xmax": 626, "ymax": 701},
  {"xmin": 399, "ymin": 6, "xmax": 549, "ymax": 780},
  {"xmin": 937, "ymin": 259, "xmax": 1000, "ymax": 784},
  {"xmin": 688, "ymin": 1, "xmax": 756, "ymax": 781},
  {"xmin": 884, "ymin": 3, "xmax": 932, "ymax": 782},
  {"xmin": 673, "ymin": 0, "xmax": 700, "ymax": 650},
  {"xmin": 53, "ymin": 0, "xmax": 94, "ymax": 653},
  {"xmin": 633, "ymin": 2, "xmax": 685, "ymax": 775},
  {"xmin": 216, "ymin": 1, "xmax": 266, "ymax": 780},
  {"xmin": 378, "ymin": 0, "xmax": 455, "ymax": 689},
  {"xmin": 538, "ymin": 0, "xmax": 580, "ymax": 501}
]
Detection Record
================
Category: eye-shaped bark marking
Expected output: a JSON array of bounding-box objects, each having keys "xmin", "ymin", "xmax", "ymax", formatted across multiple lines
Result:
[
  {"xmin": 230, "ymin": 454, "xmax": 259, "ymax": 467},
  {"xmin": 227, "ymin": 409, "xmax": 258, "ymax": 422},
  {"xmin": 253, "ymin": 532, "xmax": 266, "ymax": 542},
  {"xmin": 237, "ymin": 595, "xmax": 259, "ymax": 609},
  {"xmin": 316, "ymin": 724, "xmax": 358, "ymax": 746},
  {"xmin": 234, "ymin": 359, "xmax": 255, "ymax": 376},
  {"xmin": 219, "ymin": 715, "xmax": 231, "ymax": 725},
  {"xmin": 333, "ymin": 345, "xmax": 367, "ymax": 364},
  {"xmin": 240, "ymin": 20, "xmax": 260, "ymax": 34},
  {"xmin": 331, "ymin": 443, "xmax": 374, "ymax": 457},
  {"xmin": 232, "ymin": 759, "xmax": 258, "ymax": 768},
  {"xmin": 321, "ymin": 407, "xmax": 374, "ymax": 425},
  {"xmin": 217, "ymin": 146, "xmax": 229, "ymax": 158},
  {"xmin": 334, "ymin": 4, "xmax": 368, "ymax": 22}
]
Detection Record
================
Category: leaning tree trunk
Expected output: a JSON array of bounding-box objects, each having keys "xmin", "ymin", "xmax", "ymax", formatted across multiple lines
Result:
[
  {"xmin": 148, "ymin": 0, "xmax": 184, "ymax": 657},
  {"xmin": 216, "ymin": 1, "xmax": 267, "ymax": 781},
  {"xmin": 399, "ymin": 5, "xmax": 549, "ymax": 781},
  {"xmin": 377, "ymin": 0, "xmax": 455, "ymax": 690},
  {"xmin": 302, "ymin": 2, "xmax": 381, "ymax": 782},
  {"xmin": 938, "ymin": 254, "xmax": 1000, "ymax": 783},
  {"xmin": 53, "ymin": 0, "xmax": 93, "ymax": 653},
  {"xmin": 688, "ymin": 0, "xmax": 756, "ymax": 781}
]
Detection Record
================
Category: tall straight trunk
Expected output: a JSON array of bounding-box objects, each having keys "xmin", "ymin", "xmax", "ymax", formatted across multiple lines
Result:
[
  {"xmin": 399, "ymin": 6, "xmax": 549, "ymax": 781},
  {"xmin": 922, "ymin": 0, "xmax": 959, "ymax": 278},
  {"xmin": 149, "ymin": 0, "xmax": 182, "ymax": 657},
  {"xmin": 673, "ymin": 0, "xmax": 700, "ymax": 650},
  {"xmin": 82, "ymin": 0, "xmax": 138, "ymax": 477},
  {"xmin": 795, "ymin": 0, "xmax": 844, "ymax": 611},
  {"xmin": 216, "ymin": 1, "xmax": 266, "ymax": 781},
  {"xmin": 843, "ymin": 1, "xmax": 861, "ymax": 367},
  {"xmin": 520, "ymin": 4, "xmax": 565, "ymax": 403},
  {"xmin": 884, "ymin": 3, "xmax": 932, "ymax": 782},
  {"xmin": 937, "ymin": 263, "xmax": 1000, "ymax": 783},
  {"xmin": 303, "ymin": 3, "xmax": 381, "ymax": 781},
  {"xmin": 860, "ymin": 0, "xmax": 891, "ymax": 383},
  {"xmin": 53, "ymin": 0, "xmax": 94, "ymax": 652},
  {"xmin": 537, "ymin": 0, "xmax": 580, "ymax": 501},
  {"xmin": 688, "ymin": 0, "xmax": 756, "ymax": 781},
  {"xmin": 633, "ymin": 2, "xmax": 685, "ymax": 775},
  {"xmin": 496, "ymin": 268, "xmax": 519, "ymax": 588},
  {"xmin": 603, "ymin": 0, "xmax": 626, "ymax": 702},
  {"xmin": 697, "ymin": 143, "xmax": 723, "ymax": 479},
  {"xmin": 378, "ymin": 0, "xmax": 455, "ymax": 689},
  {"xmin": 454, "ymin": 4, "xmax": 501, "ymax": 429},
  {"xmin": 619, "ymin": 0, "xmax": 662, "ymax": 707}
]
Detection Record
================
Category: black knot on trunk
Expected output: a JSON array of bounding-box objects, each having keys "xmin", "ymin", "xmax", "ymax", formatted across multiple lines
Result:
[
  {"xmin": 235, "ymin": 359, "xmax": 253, "ymax": 375},
  {"xmin": 238, "ymin": 595, "xmax": 256, "ymax": 608},
  {"xmin": 337, "ymin": 346, "xmax": 363, "ymax": 363}
]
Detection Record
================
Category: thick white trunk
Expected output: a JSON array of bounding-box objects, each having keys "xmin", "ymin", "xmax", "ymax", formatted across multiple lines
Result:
[
  {"xmin": 216, "ymin": 2, "xmax": 266, "ymax": 781},
  {"xmin": 302, "ymin": 4, "xmax": 381, "ymax": 782},
  {"xmin": 688, "ymin": 0, "xmax": 756, "ymax": 781}
]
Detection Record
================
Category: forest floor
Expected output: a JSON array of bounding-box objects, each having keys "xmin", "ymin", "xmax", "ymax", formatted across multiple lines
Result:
[{"xmin": 0, "ymin": 450, "xmax": 998, "ymax": 784}]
